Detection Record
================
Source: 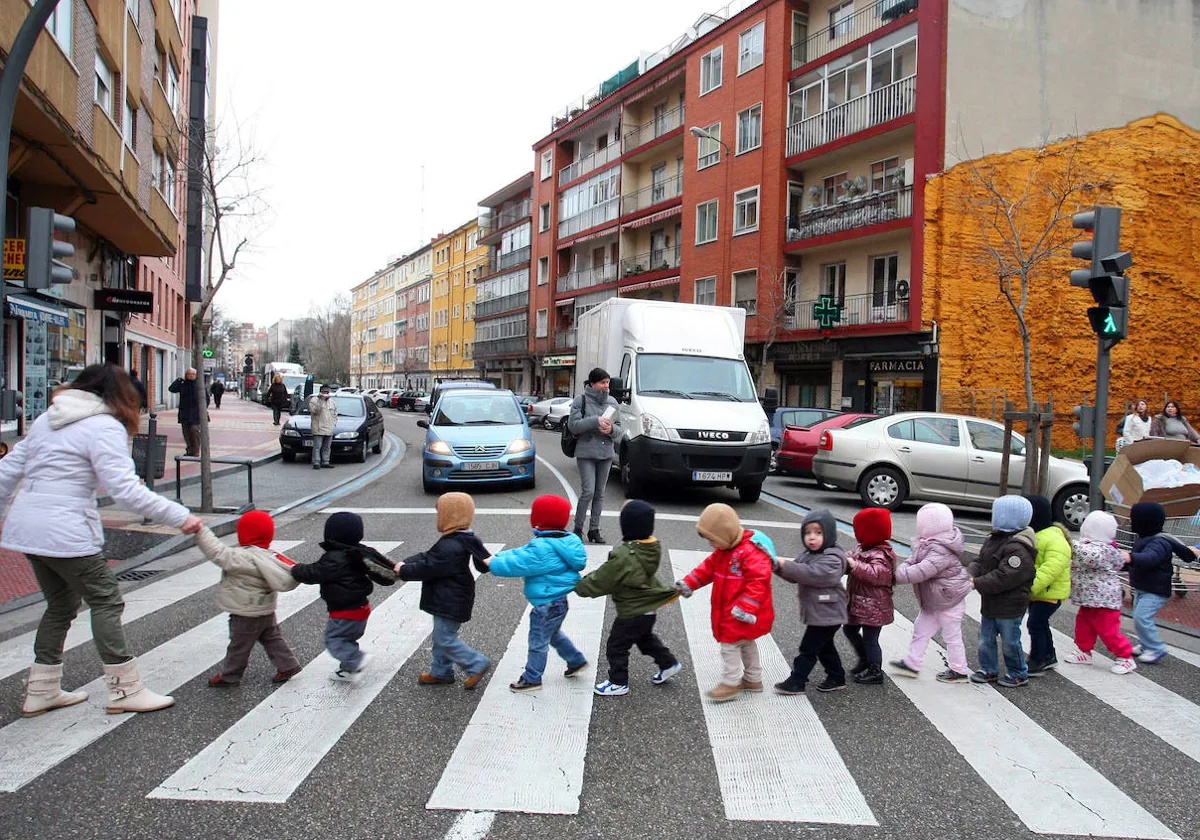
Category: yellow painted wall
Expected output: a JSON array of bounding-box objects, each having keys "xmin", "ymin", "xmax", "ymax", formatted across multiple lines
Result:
[
  {"xmin": 430, "ymin": 237, "xmax": 453, "ymax": 375},
  {"xmin": 923, "ymin": 113, "xmax": 1200, "ymax": 442}
]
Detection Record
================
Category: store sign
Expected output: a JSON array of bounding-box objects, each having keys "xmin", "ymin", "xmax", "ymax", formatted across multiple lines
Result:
[
  {"xmin": 542, "ymin": 355, "xmax": 576, "ymax": 368},
  {"xmin": 869, "ymin": 359, "xmax": 925, "ymax": 374},
  {"xmin": 94, "ymin": 289, "xmax": 154, "ymax": 314},
  {"xmin": 4, "ymin": 238, "xmax": 25, "ymax": 280},
  {"xmin": 6, "ymin": 294, "xmax": 68, "ymax": 327}
]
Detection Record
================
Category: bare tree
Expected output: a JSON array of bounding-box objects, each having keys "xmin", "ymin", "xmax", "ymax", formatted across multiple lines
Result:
[
  {"xmin": 750, "ymin": 263, "xmax": 800, "ymax": 391},
  {"xmin": 304, "ymin": 294, "xmax": 352, "ymax": 384}
]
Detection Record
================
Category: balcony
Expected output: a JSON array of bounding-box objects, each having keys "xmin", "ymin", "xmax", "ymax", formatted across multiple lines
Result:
[
  {"xmin": 620, "ymin": 246, "xmax": 681, "ymax": 279},
  {"xmin": 475, "ymin": 289, "xmax": 530, "ymax": 319},
  {"xmin": 479, "ymin": 200, "xmax": 533, "ymax": 243},
  {"xmin": 622, "ymin": 105, "xmax": 685, "ymax": 155},
  {"xmin": 621, "ymin": 175, "xmax": 683, "ymax": 217},
  {"xmin": 557, "ymin": 262, "xmax": 617, "ymax": 294},
  {"xmin": 474, "ymin": 335, "xmax": 529, "ymax": 358},
  {"xmin": 554, "ymin": 329, "xmax": 576, "ymax": 349},
  {"xmin": 486, "ymin": 246, "xmax": 530, "ymax": 275},
  {"xmin": 786, "ymin": 75, "xmax": 916, "ymax": 156},
  {"xmin": 786, "ymin": 185, "xmax": 913, "ymax": 242},
  {"xmin": 559, "ymin": 143, "xmax": 622, "ymax": 186},
  {"xmin": 558, "ymin": 199, "xmax": 619, "ymax": 239},
  {"xmin": 785, "ymin": 289, "xmax": 911, "ymax": 331},
  {"xmin": 792, "ymin": 0, "xmax": 918, "ymax": 69}
]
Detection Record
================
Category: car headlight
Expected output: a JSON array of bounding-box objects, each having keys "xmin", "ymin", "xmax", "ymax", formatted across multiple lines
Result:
[
  {"xmin": 281, "ymin": 427, "xmax": 301, "ymax": 438},
  {"xmin": 335, "ymin": 431, "xmax": 359, "ymax": 440},
  {"xmin": 428, "ymin": 440, "xmax": 453, "ymax": 455},
  {"xmin": 507, "ymin": 438, "xmax": 532, "ymax": 454},
  {"xmin": 747, "ymin": 419, "xmax": 771, "ymax": 445},
  {"xmin": 640, "ymin": 412, "xmax": 670, "ymax": 441}
]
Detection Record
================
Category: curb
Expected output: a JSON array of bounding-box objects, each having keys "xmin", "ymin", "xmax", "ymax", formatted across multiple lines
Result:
[{"xmin": 98, "ymin": 451, "xmax": 283, "ymax": 508}]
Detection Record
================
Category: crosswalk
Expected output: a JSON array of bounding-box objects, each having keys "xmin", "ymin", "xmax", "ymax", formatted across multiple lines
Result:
[{"xmin": 0, "ymin": 535, "xmax": 1199, "ymax": 839}]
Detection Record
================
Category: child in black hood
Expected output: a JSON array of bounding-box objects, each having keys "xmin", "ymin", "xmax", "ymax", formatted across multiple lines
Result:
[{"xmin": 1122, "ymin": 502, "xmax": 1197, "ymax": 664}]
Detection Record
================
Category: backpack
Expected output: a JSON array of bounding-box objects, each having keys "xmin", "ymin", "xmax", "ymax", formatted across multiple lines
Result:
[{"xmin": 561, "ymin": 395, "xmax": 586, "ymax": 458}]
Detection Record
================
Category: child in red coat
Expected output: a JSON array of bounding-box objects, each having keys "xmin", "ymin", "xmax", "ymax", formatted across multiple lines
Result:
[
  {"xmin": 676, "ymin": 503, "xmax": 776, "ymax": 703},
  {"xmin": 843, "ymin": 508, "xmax": 896, "ymax": 685}
]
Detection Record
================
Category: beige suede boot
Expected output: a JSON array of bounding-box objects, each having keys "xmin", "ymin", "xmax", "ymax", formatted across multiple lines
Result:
[
  {"xmin": 21, "ymin": 663, "xmax": 88, "ymax": 718},
  {"xmin": 103, "ymin": 658, "xmax": 175, "ymax": 714}
]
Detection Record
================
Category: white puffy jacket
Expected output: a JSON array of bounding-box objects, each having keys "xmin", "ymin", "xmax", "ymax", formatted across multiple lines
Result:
[
  {"xmin": 195, "ymin": 527, "xmax": 298, "ymax": 616},
  {"xmin": 0, "ymin": 390, "xmax": 190, "ymax": 557}
]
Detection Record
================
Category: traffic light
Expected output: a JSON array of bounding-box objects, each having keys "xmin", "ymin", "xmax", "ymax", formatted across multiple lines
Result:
[
  {"xmin": 1071, "ymin": 206, "xmax": 1131, "ymax": 345},
  {"xmin": 1072, "ymin": 404, "xmax": 1095, "ymax": 439},
  {"xmin": 25, "ymin": 207, "xmax": 75, "ymax": 289}
]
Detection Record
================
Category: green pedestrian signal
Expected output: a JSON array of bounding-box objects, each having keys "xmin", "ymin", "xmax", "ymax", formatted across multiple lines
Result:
[{"xmin": 202, "ymin": 348, "xmax": 214, "ymax": 358}]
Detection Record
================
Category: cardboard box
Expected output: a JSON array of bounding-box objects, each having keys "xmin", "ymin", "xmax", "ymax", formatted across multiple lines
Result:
[{"xmin": 1100, "ymin": 438, "xmax": 1200, "ymax": 519}]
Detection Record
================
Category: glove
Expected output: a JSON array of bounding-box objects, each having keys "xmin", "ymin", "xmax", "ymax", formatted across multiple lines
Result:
[
  {"xmin": 731, "ymin": 605, "xmax": 757, "ymax": 624},
  {"xmin": 674, "ymin": 580, "xmax": 693, "ymax": 598}
]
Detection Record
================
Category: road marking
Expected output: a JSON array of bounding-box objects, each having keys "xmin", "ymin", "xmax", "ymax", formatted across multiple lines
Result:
[
  {"xmin": 0, "ymin": 540, "xmax": 306, "ymax": 682},
  {"xmin": 443, "ymin": 811, "xmax": 496, "ymax": 840},
  {"xmin": 879, "ymin": 613, "xmax": 1178, "ymax": 839},
  {"xmin": 426, "ymin": 545, "xmax": 608, "ymax": 815},
  {"xmin": 668, "ymin": 549, "xmax": 877, "ymax": 825},
  {"xmin": 361, "ymin": 540, "xmax": 404, "ymax": 555},
  {"xmin": 535, "ymin": 455, "xmax": 579, "ymax": 509}
]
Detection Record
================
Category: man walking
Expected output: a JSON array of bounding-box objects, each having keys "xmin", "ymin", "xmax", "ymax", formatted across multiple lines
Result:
[
  {"xmin": 211, "ymin": 378, "xmax": 225, "ymax": 409},
  {"xmin": 308, "ymin": 385, "xmax": 338, "ymax": 470},
  {"xmin": 168, "ymin": 368, "xmax": 209, "ymax": 457},
  {"xmin": 130, "ymin": 369, "xmax": 147, "ymax": 412}
]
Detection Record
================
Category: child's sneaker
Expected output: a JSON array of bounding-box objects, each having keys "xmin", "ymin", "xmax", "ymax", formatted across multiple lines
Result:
[
  {"xmin": 969, "ymin": 670, "xmax": 998, "ymax": 684},
  {"xmin": 706, "ymin": 682, "xmax": 742, "ymax": 702},
  {"xmin": 1131, "ymin": 643, "xmax": 1144, "ymax": 656},
  {"xmin": 816, "ymin": 676, "xmax": 847, "ymax": 692},
  {"xmin": 1064, "ymin": 651, "xmax": 1093, "ymax": 665},
  {"xmin": 935, "ymin": 669, "xmax": 970, "ymax": 684},
  {"xmin": 418, "ymin": 672, "xmax": 455, "ymax": 686},
  {"xmin": 888, "ymin": 659, "xmax": 919, "ymax": 678},
  {"xmin": 463, "ymin": 662, "xmax": 490, "ymax": 691},
  {"xmin": 740, "ymin": 678, "xmax": 763, "ymax": 693},
  {"xmin": 773, "ymin": 676, "xmax": 805, "ymax": 695},
  {"xmin": 1110, "ymin": 657, "xmax": 1138, "ymax": 675},
  {"xmin": 1138, "ymin": 649, "xmax": 1168, "ymax": 664},
  {"xmin": 651, "ymin": 662, "xmax": 682, "ymax": 685},
  {"xmin": 853, "ymin": 663, "xmax": 883, "ymax": 684},
  {"xmin": 354, "ymin": 653, "xmax": 373, "ymax": 675},
  {"xmin": 271, "ymin": 666, "xmax": 302, "ymax": 684},
  {"xmin": 594, "ymin": 681, "xmax": 629, "ymax": 696},
  {"xmin": 330, "ymin": 667, "xmax": 359, "ymax": 683},
  {"xmin": 563, "ymin": 660, "xmax": 589, "ymax": 678},
  {"xmin": 848, "ymin": 659, "xmax": 869, "ymax": 677},
  {"xmin": 1027, "ymin": 658, "xmax": 1057, "ymax": 677},
  {"xmin": 509, "ymin": 677, "xmax": 542, "ymax": 693},
  {"xmin": 997, "ymin": 674, "xmax": 1029, "ymax": 688}
]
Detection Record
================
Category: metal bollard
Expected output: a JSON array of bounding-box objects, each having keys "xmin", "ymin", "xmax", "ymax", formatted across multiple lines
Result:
[{"xmin": 145, "ymin": 413, "xmax": 158, "ymax": 493}]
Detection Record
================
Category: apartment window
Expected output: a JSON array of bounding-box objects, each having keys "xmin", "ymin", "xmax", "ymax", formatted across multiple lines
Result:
[
  {"xmin": 738, "ymin": 22, "xmax": 765, "ymax": 74},
  {"xmin": 733, "ymin": 187, "xmax": 759, "ymax": 235},
  {"xmin": 465, "ymin": 302, "xmax": 473, "ymax": 320},
  {"xmin": 535, "ymin": 309, "xmax": 548, "ymax": 338},
  {"xmin": 539, "ymin": 202, "xmax": 550, "ymax": 232},
  {"xmin": 538, "ymin": 256, "xmax": 549, "ymax": 286},
  {"xmin": 829, "ymin": 1, "xmax": 854, "ymax": 38},
  {"xmin": 453, "ymin": 304, "xmax": 460, "ymax": 318},
  {"xmin": 695, "ymin": 200, "xmax": 719, "ymax": 244},
  {"xmin": 697, "ymin": 122, "xmax": 721, "ymax": 169},
  {"xmin": 152, "ymin": 148, "xmax": 164, "ymax": 193},
  {"xmin": 95, "ymin": 55, "xmax": 114, "ymax": 115},
  {"xmin": 123, "ymin": 99, "xmax": 137, "ymax": 149},
  {"xmin": 541, "ymin": 149, "xmax": 553, "ymax": 180},
  {"xmin": 694, "ymin": 277, "xmax": 717, "ymax": 306},
  {"xmin": 699, "ymin": 46, "xmax": 723, "ymax": 95},
  {"xmin": 870, "ymin": 157, "xmax": 902, "ymax": 192},
  {"xmin": 822, "ymin": 262, "xmax": 847, "ymax": 304},
  {"xmin": 733, "ymin": 270, "xmax": 758, "ymax": 315},
  {"xmin": 45, "ymin": 3, "xmax": 72, "ymax": 58},
  {"xmin": 736, "ymin": 104, "xmax": 762, "ymax": 154},
  {"xmin": 822, "ymin": 172, "xmax": 849, "ymax": 205},
  {"xmin": 167, "ymin": 60, "xmax": 180, "ymax": 113},
  {"xmin": 791, "ymin": 12, "xmax": 809, "ymax": 67}
]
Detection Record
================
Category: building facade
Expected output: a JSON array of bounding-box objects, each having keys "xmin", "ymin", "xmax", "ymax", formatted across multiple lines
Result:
[
  {"xmin": 474, "ymin": 174, "xmax": 534, "ymax": 393},
  {"xmin": 349, "ymin": 264, "xmax": 398, "ymax": 390},
  {"xmin": 384, "ymin": 244, "xmax": 432, "ymax": 392},
  {"xmin": 429, "ymin": 220, "xmax": 483, "ymax": 382}
]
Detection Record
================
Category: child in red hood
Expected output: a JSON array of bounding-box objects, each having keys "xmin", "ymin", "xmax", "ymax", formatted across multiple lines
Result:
[{"xmin": 843, "ymin": 508, "xmax": 896, "ymax": 685}]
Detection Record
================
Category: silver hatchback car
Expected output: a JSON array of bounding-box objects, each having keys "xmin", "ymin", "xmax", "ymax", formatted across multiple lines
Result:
[{"xmin": 812, "ymin": 411, "xmax": 1092, "ymax": 528}]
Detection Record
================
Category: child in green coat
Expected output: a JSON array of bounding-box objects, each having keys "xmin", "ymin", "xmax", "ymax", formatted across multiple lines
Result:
[
  {"xmin": 574, "ymin": 500, "xmax": 681, "ymax": 696},
  {"xmin": 1024, "ymin": 494, "xmax": 1072, "ymax": 675}
]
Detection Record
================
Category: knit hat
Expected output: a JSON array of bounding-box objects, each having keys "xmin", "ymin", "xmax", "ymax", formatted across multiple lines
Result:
[
  {"xmin": 324, "ymin": 511, "xmax": 364, "ymax": 545},
  {"xmin": 1080, "ymin": 510, "xmax": 1118, "ymax": 544},
  {"xmin": 319, "ymin": 384, "xmax": 331, "ymax": 394},
  {"xmin": 801, "ymin": 509, "xmax": 838, "ymax": 550},
  {"xmin": 236, "ymin": 510, "xmax": 274, "ymax": 548},
  {"xmin": 1023, "ymin": 494, "xmax": 1053, "ymax": 531},
  {"xmin": 991, "ymin": 495, "xmax": 1032, "ymax": 532},
  {"xmin": 1130, "ymin": 501, "xmax": 1167, "ymax": 537},
  {"xmin": 531, "ymin": 494, "xmax": 571, "ymax": 531},
  {"xmin": 696, "ymin": 503, "xmax": 742, "ymax": 550},
  {"xmin": 620, "ymin": 500, "xmax": 655, "ymax": 541},
  {"xmin": 437, "ymin": 492, "xmax": 475, "ymax": 534},
  {"xmin": 916, "ymin": 503, "xmax": 955, "ymax": 539},
  {"xmin": 853, "ymin": 507, "xmax": 891, "ymax": 547}
]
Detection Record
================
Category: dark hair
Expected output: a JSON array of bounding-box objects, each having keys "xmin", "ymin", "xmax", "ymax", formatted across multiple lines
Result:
[
  {"xmin": 1132, "ymin": 398, "xmax": 1149, "ymax": 419},
  {"xmin": 67, "ymin": 364, "xmax": 140, "ymax": 435},
  {"xmin": 587, "ymin": 367, "xmax": 610, "ymax": 384},
  {"xmin": 1164, "ymin": 400, "xmax": 1185, "ymax": 420}
]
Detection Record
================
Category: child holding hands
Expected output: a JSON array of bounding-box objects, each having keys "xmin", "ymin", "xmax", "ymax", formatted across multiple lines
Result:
[
  {"xmin": 842, "ymin": 508, "xmax": 895, "ymax": 685},
  {"xmin": 1065, "ymin": 510, "xmax": 1137, "ymax": 674}
]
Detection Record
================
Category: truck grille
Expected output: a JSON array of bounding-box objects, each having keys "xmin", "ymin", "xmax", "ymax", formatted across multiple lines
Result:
[{"xmin": 683, "ymin": 454, "xmax": 744, "ymax": 471}]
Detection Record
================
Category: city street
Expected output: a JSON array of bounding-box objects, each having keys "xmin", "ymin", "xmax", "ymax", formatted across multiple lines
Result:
[{"xmin": 0, "ymin": 408, "xmax": 1198, "ymax": 840}]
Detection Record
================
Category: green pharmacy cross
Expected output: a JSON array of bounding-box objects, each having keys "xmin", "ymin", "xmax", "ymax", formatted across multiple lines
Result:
[
  {"xmin": 201, "ymin": 349, "xmax": 214, "ymax": 358},
  {"xmin": 812, "ymin": 294, "xmax": 842, "ymax": 330}
]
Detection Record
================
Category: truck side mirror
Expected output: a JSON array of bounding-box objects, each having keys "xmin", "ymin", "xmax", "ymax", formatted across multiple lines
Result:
[
  {"xmin": 762, "ymin": 386, "xmax": 779, "ymax": 415},
  {"xmin": 610, "ymin": 377, "xmax": 629, "ymax": 402}
]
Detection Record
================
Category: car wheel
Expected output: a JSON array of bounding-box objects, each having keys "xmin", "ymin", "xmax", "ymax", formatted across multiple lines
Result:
[
  {"xmin": 543, "ymin": 417, "xmax": 555, "ymax": 430},
  {"xmin": 621, "ymin": 450, "xmax": 645, "ymax": 498},
  {"xmin": 1052, "ymin": 484, "xmax": 1090, "ymax": 531},
  {"xmin": 859, "ymin": 466, "xmax": 906, "ymax": 510},
  {"xmin": 372, "ymin": 435, "xmax": 383, "ymax": 454},
  {"xmin": 738, "ymin": 483, "xmax": 763, "ymax": 503},
  {"xmin": 355, "ymin": 440, "xmax": 368, "ymax": 463},
  {"xmin": 281, "ymin": 451, "xmax": 296, "ymax": 463}
]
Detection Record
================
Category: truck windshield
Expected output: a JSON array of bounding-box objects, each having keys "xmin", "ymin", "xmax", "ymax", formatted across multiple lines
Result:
[{"xmin": 635, "ymin": 355, "xmax": 756, "ymax": 402}]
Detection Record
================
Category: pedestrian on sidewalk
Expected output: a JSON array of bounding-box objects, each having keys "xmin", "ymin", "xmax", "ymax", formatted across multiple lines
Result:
[
  {"xmin": 0, "ymin": 364, "xmax": 201, "ymax": 717},
  {"xmin": 168, "ymin": 368, "xmax": 209, "ymax": 457},
  {"xmin": 267, "ymin": 374, "xmax": 290, "ymax": 425},
  {"xmin": 210, "ymin": 378, "xmax": 225, "ymax": 410},
  {"xmin": 1064, "ymin": 511, "xmax": 1138, "ymax": 674},
  {"xmin": 968, "ymin": 495, "xmax": 1036, "ymax": 688},
  {"xmin": 308, "ymin": 385, "xmax": 338, "ymax": 469},
  {"xmin": 198, "ymin": 511, "xmax": 303, "ymax": 687},
  {"xmin": 568, "ymin": 367, "xmax": 623, "ymax": 544},
  {"xmin": 129, "ymin": 368, "xmax": 147, "ymax": 412},
  {"xmin": 393, "ymin": 492, "xmax": 493, "ymax": 690},
  {"xmin": 842, "ymin": 508, "xmax": 895, "ymax": 686}
]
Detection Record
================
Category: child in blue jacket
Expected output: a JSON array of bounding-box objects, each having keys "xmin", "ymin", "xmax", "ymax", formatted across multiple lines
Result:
[
  {"xmin": 480, "ymin": 495, "xmax": 589, "ymax": 693},
  {"xmin": 1122, "ymin": 501, "xmax": 1197, "ymax": 664}
]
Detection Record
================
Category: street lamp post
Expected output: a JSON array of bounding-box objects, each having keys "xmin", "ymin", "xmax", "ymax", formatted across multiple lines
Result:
[{"xmin": 689, "ymin": 126, "xmax": 734, "ymax": 303}]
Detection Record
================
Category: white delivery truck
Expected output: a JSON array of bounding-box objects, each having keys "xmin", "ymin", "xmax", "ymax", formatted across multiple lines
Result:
[{"xmin": 575, "ymin": 298, "xmax": 774, "ymax": 502}]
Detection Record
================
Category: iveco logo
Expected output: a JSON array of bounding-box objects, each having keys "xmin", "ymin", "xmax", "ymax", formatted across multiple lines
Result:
[{"xmin": 698, "ymin": 431, "xmax": 730, "ymax": 440}]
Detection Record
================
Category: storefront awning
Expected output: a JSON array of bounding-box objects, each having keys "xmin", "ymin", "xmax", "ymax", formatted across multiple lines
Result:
[
  {"xmin": 621, "ymin": 206, "xmax": 682, "ymax": 231},
  {"xmin": 619, "ymin": 275, "xmax": 681, "ymax": 294},
  {"xmin": 555, "ymin": 297, "xmax": 575, "ymax": 307},
  {"xmin": 6, "ymin": 293, "xmax": 69, "ymax": 327},
  {"xmin": 558, "ymin": 224, "xmax": 619, "ymax": 250}
]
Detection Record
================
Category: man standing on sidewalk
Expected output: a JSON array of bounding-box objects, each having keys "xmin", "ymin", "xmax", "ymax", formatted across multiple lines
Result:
[
  {"xmin": 309, "ymin": 385, "xmax": 338, "ymax": 470},
  {"xmin": 211, "ymin": 378, "xmax": 225, "ymax": 409},
  {"xmin": 169, "ymin": 368, "xmax": 209, "ymax": 457}
]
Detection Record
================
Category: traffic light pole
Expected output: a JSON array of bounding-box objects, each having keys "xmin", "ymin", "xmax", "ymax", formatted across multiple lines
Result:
[{"xmin": 1090, "ymin": 338, "xmax": 1111, "ymax": 512}]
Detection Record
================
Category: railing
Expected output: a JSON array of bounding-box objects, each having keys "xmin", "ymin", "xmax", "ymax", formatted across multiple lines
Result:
[
  {"xmin": 475, "ymin": 289, "xmax": 529, "ymax": 319},
  {"xmin": 786, "ymin": 75, "xmax": 916, "ymax": 156},
  {"xmin": 785, "ymin": 289, "xmax": 911, "ymax": 331},
  {"xmin": 486, "ymin": 246, "xmax": 530, "ymax": 275},
  {"xmin": 479, "ymin": 200, "xmax": 532, "ymax": 236},
  {"xmin": 559, "ymin": 143, "xmax": 622, "ymax": 186},
  {"xmin": 620, "ymin": 246, "xmax": 682, "ymax": 279},
  {"xmin": 622, "ymin": 104, "xmax": 686, "ymax": 154},
  {"xmin": 557, "ymin": 262, "xmax": 618, "ymax": 294},
  {"xmin": 791, "ymin": 0, "xmax": 918, "ymax": 69},
  {"xmin": 558, "ymin": 199, "xmax": 619, "ymax": 239},
  {"xmin": 473, "ymin": 335, "xmax": 528, "ymax": 358},
  {"xmin": 786, "ymin": 185, "xmax": 913, "ymax": 241},
  {"xmin": 621, "ymin": 175, "xmax": 683, "ymax": 216},
  {"xmin": 554, "ymin": 329, "xmax": 577, "ymax": 349}
]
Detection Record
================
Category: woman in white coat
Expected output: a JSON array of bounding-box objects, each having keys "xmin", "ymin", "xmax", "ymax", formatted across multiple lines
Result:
[{"xmin": 0, "ymin": 364, "xmax": 202, "ymax": 716}]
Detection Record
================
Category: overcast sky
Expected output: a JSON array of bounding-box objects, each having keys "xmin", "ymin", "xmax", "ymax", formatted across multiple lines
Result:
[{"xmin": 213, "ymin": 0, "xmax": 716, "ymax": 325}]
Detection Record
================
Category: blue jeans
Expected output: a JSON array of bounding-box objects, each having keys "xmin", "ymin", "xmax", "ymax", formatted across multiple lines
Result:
[
  {"xmin": 978, "ymin": 616, "xmax": 1027, "ymax": 679},
  {"xmin": 1132, "ymin": 590, "xmax": 1169, "ymax": 656},
  {"xmin": 431, "ymin": 615, "xmax": 489, "ymax": 679},
  {"xmin": 312, "ymin": 434, "xmax": 333, "ymax": 466},
  {"xmin": 522, "ymin": 596, "xmax": 585, "ymax": 684},
  {"xmin": 574, "ymin": 458, "xmax": 612, "ymax": 532},
  {"xmin": 1026, "ymin": 601, "xmax": 1061, "ymax": 664},
  {"xmin": 325, "ymin": 617, "xmax": 367, "ymax": 671}
]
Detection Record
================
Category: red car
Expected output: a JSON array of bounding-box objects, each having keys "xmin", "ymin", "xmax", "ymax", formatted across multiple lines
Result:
[{"xmin": 775, "ymin": 413, "xmax": 879, "ymax": 479}]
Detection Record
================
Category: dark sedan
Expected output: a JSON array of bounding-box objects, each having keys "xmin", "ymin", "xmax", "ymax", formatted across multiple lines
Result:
[{"xmin": 279, "ymin": 394, "xmax": 385, "ymax": 463}]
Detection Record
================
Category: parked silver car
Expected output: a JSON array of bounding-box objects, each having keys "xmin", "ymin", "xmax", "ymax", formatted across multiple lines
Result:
[
  {"xmin": 812, "ymin": 412, "xmax": 1092, "ymax": 528},
  {"xmin": 528, "ymin": 397, "xmax": 572, "ymax": 430}
]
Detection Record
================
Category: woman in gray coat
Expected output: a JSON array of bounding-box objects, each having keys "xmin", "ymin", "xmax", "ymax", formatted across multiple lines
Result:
[{"xmin": 568, "ymin": 367, "xmax": 624, "ymax": 543}]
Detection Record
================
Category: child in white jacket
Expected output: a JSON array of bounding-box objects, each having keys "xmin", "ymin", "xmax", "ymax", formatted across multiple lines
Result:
[{"xmin": 198, "ymin": 511, "xmax": 303, "ymax": 686}]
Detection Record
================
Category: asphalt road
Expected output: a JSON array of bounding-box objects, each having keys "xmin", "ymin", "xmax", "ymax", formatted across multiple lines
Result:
[{"xmin": 0, "ymin": 409, "xmax": 1198, "ymax": 840}]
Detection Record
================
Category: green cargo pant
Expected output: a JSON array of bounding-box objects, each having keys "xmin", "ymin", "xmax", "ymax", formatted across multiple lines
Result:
[{"xmin": 27, "ymin": 552, "xmax": 131, "ymax": 666}]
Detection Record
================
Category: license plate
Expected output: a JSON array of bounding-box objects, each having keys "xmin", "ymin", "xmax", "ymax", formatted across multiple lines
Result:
[
  {"xmin": 463, "ymin": 461, "xmax": 500, "ymax": 472},
  {"xmin": 302, "ymin": 440, "xmax": 313, "ymax": 447},
  {"xmin": 693, "ymin": 470, "xmax": 733, "ymax": 482}
]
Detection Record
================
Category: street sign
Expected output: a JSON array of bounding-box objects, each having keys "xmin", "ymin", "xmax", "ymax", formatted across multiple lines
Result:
[
  {"xmin": 3, "ymin": 237, "xmax": 24, "ymax": 280},
  {"xmin": 202, "ymin": 358, "xmax": 216, "ymax": 371}
]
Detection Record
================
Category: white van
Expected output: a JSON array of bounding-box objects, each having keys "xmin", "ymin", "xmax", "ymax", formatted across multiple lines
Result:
[
  {"xmin": 575, "ymin": 299, "xmax": 773, "ymax": 502},
  {"xmin": 260, "ymin": 362, "xmax": 307, "ymax": 403}
]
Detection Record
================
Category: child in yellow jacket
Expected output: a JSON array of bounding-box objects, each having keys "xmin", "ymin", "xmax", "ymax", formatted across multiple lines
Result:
[{"xmin": 1023, "ymin": 494, "xmax": 1072, "ymax": 676}]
